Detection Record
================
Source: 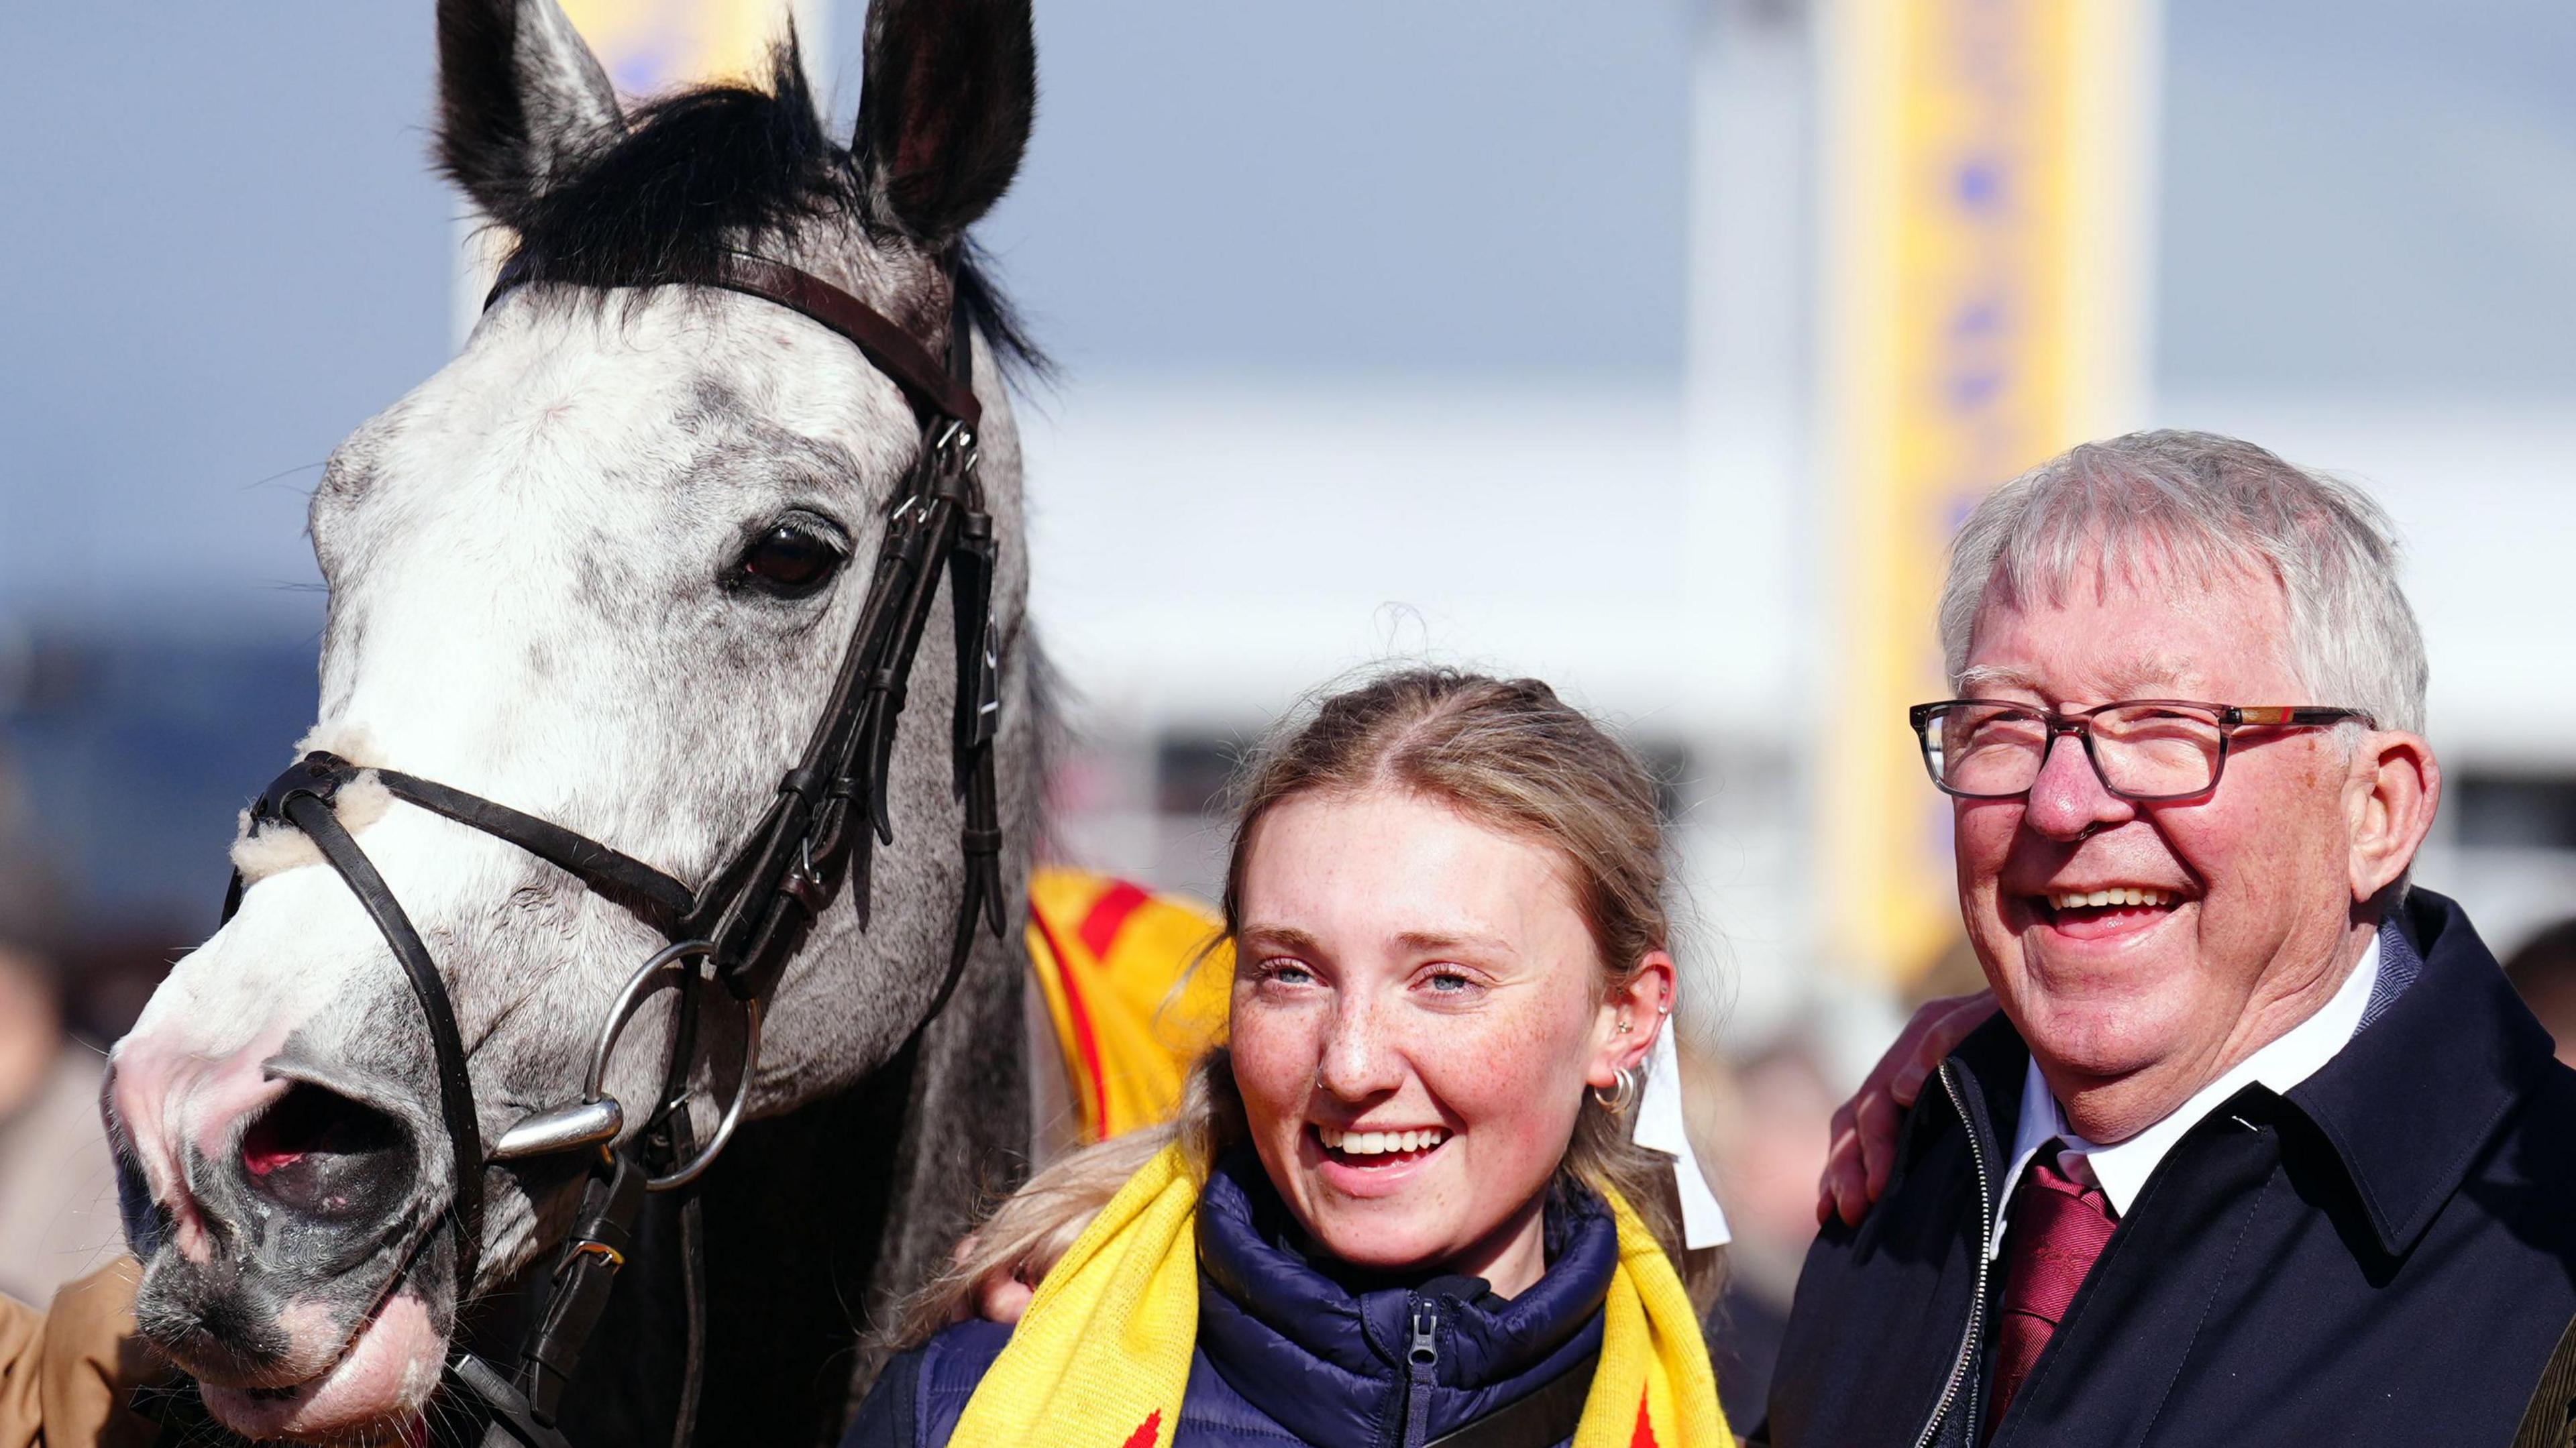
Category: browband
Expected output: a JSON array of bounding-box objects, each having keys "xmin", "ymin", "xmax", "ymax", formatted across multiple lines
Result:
[{"xmin": 482, "ymin": 252, "xmax": 981, "ymax": 431}]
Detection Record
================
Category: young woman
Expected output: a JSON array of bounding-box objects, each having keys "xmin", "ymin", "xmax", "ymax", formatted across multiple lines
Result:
[{"xmin": 846, "ymin": 669, "xmax": 1730, "ymax": 1448}]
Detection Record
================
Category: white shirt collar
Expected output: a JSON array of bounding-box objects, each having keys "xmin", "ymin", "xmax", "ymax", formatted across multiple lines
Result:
[{"xmin": 1988, "ymin": 934, "xmax": 2381, "ymax": 1259}]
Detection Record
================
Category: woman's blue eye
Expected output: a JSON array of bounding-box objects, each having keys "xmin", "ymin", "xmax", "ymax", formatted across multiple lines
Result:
[
  {"xmin": 1428, "ymin": 971, "xmax": 1472, "ymax": 993},
  {"xmin": 1260, "ymin": 959, "xmax": 1313, "ymax": 986}
]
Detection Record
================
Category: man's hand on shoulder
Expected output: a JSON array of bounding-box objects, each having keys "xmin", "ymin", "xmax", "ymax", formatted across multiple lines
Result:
[{"xmin": 1816, "ymin": 992, "xmax": 1999, "ymax": 1229}]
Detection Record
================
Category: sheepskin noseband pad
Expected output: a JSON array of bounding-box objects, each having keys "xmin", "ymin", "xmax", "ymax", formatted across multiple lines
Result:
[{"xmin": 231, "ymin": 769, "xmax": 393, "ymax": 883}]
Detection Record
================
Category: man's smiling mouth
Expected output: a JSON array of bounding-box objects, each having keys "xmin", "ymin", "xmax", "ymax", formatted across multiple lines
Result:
[
  {"xmin": 2048, "ymin": 887, "xmax": 2175, "ymax": 910},
  {"xmin": 2028, "ymin": 885, "xmax": 2188, "ymax": 940}
]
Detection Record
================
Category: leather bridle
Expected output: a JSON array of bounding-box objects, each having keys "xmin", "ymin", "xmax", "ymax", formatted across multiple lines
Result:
[{"xmin": 217, "ymin": 250, "xmax": 1007, "ymax": 1447}]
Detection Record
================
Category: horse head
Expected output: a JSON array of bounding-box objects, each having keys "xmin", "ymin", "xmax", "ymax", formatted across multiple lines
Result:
[{"xmin": 103, "ymin": 0, "xmax": 1040, "ymax": 1439}]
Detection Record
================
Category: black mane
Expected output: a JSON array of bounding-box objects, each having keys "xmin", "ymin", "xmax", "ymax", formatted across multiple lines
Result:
[{"xmin": 478, "ymin": 40, "xmax": 1044, "ymax": 378}]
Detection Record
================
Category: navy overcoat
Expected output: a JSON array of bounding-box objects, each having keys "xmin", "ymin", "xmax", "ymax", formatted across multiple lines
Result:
[{"xmin": 1758, "ymin": 890, "xmax": 2576, "ymax": 1445}]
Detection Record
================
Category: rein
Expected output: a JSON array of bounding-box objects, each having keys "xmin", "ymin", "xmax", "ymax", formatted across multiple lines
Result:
[{"xmin": 215, "ymin": 252, "xmax": 1008, "ymax": 1447}]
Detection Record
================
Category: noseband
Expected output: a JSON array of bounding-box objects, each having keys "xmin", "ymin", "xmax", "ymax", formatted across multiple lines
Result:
[{"xmin": 216, "ymin": 252, "xmax": 1008, "ymax": 1447}]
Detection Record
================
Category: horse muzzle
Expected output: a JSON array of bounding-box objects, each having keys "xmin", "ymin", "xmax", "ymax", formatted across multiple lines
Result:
[{"xmin": 107, "ymin": 1034, "xmax": 458, "ymax": 1441}]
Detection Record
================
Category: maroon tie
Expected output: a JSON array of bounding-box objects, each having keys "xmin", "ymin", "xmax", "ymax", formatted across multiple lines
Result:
[{"xmin": 1985, "ymin": 1152, "xmax": 2117, "ymax": 1438}]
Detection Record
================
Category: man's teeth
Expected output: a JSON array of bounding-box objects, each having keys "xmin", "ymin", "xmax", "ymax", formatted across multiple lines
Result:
[
  {"xmin": 2049, "ymin": 887, "xmax": 2174, "ymax": 911},
  {"xmin": 1318, "ymin": 1126, "xmax": 1449, "ymax": 1156}
]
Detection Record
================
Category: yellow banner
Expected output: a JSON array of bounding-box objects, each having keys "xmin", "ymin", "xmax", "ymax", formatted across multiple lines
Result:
[
  {"xmin": 1816, "ymin": 0, "xmax": 2157, "ymax": 983},
  {"xmin": 559, "ymin": 0, "xmax": 822, "ymax": 97}
]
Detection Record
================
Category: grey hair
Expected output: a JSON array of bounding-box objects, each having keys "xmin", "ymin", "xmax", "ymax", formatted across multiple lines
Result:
[{"xmin": 1937, "ymin": 430, "xmax": 2428, "ymax": 736}]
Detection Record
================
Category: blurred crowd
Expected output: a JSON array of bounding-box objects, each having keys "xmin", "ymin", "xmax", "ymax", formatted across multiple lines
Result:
[{"xmin": 0, "ymin": 754, "xmax": 154, "ymax": 1307}]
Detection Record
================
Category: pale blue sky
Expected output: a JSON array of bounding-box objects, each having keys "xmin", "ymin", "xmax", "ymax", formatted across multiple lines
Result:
[{"xmin": 0, "ymin": 1, "xmax": 2568, "ymax": 626}]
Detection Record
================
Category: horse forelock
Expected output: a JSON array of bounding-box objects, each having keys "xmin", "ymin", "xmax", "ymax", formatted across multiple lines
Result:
[{"xmin": 480, "ymin": 37, "xmax": 1046, "ymax": 382}]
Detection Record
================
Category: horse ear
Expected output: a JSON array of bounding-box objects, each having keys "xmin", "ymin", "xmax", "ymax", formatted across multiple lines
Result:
[
  {"xmin": 435, "ymin": 0, "xmax": 624, "ymax": 225},
  {"xmin": 853, "ymin": 0, "xmax": 1036, "ymax": 244}
]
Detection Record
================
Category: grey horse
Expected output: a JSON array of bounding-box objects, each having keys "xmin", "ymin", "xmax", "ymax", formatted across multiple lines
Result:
[{"xmin": 103, "ymin": 1, "xmax": 1049, "ymax": 1441}]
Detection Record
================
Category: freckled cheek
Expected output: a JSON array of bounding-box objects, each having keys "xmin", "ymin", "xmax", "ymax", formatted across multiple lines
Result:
[
  {"xmin": 1226, "ymin": 1003, "xmax": 1325, "ymax": 1139},
  {"xmin": 1419, "ymin": 1001, "xmax": 1591, "ymax": 1144}
]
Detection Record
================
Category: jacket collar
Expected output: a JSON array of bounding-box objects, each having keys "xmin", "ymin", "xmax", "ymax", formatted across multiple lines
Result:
[
  {"xmin": 1192, "ymin": 1148, "xmax": 1614, "ymax": 1443},
  {"xmin": 2287, "ymin": 889, "xmax": 2557, "ymax": 1256},
  {"xmin": 1945, "ymin": 891, "xmax": 2554, "ymax": 1264},
  {"xmin": 1940, "ymin": 1009, "xmax": 2034, "ymax": 1180}
]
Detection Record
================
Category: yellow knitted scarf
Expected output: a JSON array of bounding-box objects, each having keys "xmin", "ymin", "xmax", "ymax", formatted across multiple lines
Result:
[{"xmin": 949, "ymin": 1142, "xmax": 1728, "ymax": 1448}]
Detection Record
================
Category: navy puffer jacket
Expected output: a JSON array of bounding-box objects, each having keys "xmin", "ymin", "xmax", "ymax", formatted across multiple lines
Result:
[{"xmin": 843, "ymin": 1149, "xmax": 1619, "ymax": 1448}]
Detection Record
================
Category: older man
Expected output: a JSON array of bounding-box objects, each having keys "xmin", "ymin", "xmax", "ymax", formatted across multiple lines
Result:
[{"xmin": 1758, "ymin": 431, "xmax": 2576, "ymax": 1445}]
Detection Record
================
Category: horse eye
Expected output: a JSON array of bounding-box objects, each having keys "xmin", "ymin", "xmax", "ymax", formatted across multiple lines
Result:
[{"xmin": 734, "ymin": 522, "xmax": 846, "ymax": 599}]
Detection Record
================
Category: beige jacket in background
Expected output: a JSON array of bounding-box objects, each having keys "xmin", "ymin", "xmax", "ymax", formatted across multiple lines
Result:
[{"xmin": 0, "ymin": 1258, "xmax": 163, "ymax": 1448}]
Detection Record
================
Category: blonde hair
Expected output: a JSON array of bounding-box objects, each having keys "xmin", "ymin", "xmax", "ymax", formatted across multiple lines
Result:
[{"xmin": 896, "ymin": 668, "xmax": 1708, "ymax": 1343}]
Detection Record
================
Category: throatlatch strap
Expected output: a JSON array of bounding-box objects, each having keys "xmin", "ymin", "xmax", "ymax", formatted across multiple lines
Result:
[{"xmin": 947, "ymin": 292, "xmax": 1008, "ymax": 951}]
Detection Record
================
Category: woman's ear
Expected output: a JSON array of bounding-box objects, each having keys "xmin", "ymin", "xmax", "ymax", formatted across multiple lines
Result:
[{"xmin": 1588, "ymin": 951, "xmax": 1676, "ymax": 1089}]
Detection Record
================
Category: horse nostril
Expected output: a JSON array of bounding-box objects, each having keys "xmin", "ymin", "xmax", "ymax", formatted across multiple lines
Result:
[{"xmin": 239, "ymin": 1082, "xmax": 416, "ymax": 1223}]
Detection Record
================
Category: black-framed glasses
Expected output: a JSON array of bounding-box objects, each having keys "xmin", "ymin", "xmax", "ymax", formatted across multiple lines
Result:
[{"xmin": 1907, "ymin": 699, "xmax": 2374, "ymax": 803}]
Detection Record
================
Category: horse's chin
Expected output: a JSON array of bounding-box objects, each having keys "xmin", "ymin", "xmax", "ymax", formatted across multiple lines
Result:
[{"xmin": 197, "ymin": 1287, "xmax": 444, "ymax": 1447}]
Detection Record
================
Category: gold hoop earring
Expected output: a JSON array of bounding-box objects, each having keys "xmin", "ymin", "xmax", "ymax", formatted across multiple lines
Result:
[{"xmin": 1590, "ymin": 1065, "xmax": 1640, "ymax": 1114}]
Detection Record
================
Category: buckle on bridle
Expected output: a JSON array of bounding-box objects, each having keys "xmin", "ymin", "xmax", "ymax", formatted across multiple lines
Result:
[
  {"xmin": 784, "ymin": 833, "xmax": 829, "ymax": 916},
  {"xmin": 930, "ymin": 416, "xmax": 977, "ymax": 469}
]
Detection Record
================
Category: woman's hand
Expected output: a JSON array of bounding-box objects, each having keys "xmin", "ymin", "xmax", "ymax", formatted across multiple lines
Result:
[
  {"xmin": 971, "ymin": 1265, "xmax": 1035, "ymax": 1326},
  {"xmin": 1815, "ymin": 991, "xmax": 1998, "ymax": 1228},
  {"xmin": 950, "ymin": 1233, "xmax": 1055, "ymax": 1327}
]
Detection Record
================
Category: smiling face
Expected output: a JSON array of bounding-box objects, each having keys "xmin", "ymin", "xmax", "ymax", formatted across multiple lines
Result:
[
  {"xmin": 1228, "ymin": 786, "xmax": 1663, "ymax": 1297},
  {"xmin": 1955, "ymin": 555, "xmax": 2383, "ymax": 1139}
]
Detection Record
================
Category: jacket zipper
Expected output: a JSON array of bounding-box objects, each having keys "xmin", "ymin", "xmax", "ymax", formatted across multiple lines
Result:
[
  {"xmin": 1402, "ymin": 1299, "xmax": 1440, "ymax": 1448},
  {"xmin": 1911, "ymin": 1060, "xmax": 1996, "ymax": 1448}
]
